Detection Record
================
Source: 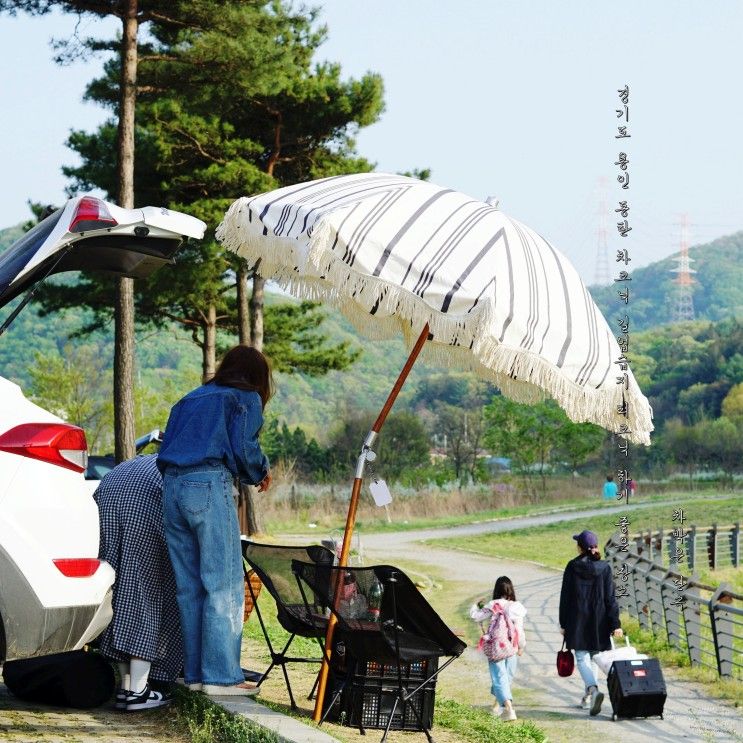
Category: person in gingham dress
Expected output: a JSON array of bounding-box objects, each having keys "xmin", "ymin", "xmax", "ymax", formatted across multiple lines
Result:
[{"xmin": 94, "ymin": 454, "xmax": 183, "ymax": 711}]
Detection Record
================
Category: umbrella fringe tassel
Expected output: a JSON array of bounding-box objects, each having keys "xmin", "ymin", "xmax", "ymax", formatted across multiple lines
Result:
[{"xmin": 217, "ymin": 204, "xmax": 653, "ymax": 445}]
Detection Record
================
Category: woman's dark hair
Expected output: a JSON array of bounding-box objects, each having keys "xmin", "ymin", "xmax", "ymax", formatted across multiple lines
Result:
[
  {"xmin": 207, "ymin": 345, "xmax": 274, "ymax": 408},
  {"xmin": 492, "ymin": 576, "xmax": 516, "ymax": 601},
  {"xmin": 579, "ymin": 544, "xmax": 602, "ymax": 562}
]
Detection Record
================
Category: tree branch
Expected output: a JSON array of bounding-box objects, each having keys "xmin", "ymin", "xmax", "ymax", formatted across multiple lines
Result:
[{"xmin": 153, "ymin": 113, "xmax": 226, "ymax": 165}]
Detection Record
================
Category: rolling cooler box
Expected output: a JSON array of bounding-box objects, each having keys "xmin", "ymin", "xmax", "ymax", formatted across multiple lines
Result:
[{"xmin": 607, "ymin": 658, "xmax": 666, "ymax": 720}]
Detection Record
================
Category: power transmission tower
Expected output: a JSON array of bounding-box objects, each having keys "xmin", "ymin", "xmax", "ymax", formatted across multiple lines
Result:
[
  {"xmin": 593, "ymin": 177, "xmax": 611, "ymax": 286},
  {"xmin": 671, "ymin": 214, "xmax": 696, "ymax": 322}
]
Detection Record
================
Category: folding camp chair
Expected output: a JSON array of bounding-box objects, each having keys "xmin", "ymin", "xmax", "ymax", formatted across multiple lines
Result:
[
  {"xmin": 241, "ymin": 540, "xmax": 334, "ymax": 709},
  {"xmin": 292, "ymin": 561, "xmax": 466, "ymax": 743}
]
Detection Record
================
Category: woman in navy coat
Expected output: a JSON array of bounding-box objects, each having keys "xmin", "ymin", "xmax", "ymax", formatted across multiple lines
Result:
[{"xmin": 559, "ymin": 530, "xmax": 623, "ymax": 717}]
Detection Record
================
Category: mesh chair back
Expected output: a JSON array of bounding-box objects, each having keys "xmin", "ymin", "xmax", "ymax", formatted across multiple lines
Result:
[
  {"xmin": 242, "ymin": 540, "xmax": 334, "ymax": 635},
  {"xmin": 292, "ymin": 562, "xmax": 466, "ymax": 661}
]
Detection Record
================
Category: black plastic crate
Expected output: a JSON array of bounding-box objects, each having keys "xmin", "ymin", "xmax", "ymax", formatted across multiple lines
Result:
[
  {"xmin": 322, "ymin": 654, "xmax": 437, "ymax": 730},
  {"xmin": 356, "ymin": 658, "xmax": 437, "ymax": 681},
  {"xmin": 347, "ymin": 678, "xmax": 435, "ymax": 731}
]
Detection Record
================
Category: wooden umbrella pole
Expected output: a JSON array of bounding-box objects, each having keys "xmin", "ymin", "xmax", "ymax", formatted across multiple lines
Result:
[{"xmin": 312, "ymin": 323, "xmax": 430, "ymax": 722}]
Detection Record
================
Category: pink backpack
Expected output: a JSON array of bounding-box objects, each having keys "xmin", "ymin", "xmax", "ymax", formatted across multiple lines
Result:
[{"xmin": 478, "ymin": 603, "xmax": 519, "ymax": 662}]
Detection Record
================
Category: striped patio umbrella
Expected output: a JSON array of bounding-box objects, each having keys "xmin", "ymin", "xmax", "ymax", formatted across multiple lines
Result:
[
  {"xmin": 217, "ymin": 172, "xmax": 653, "ymax": 718},
  {"xmin": 217, "ymin": 172, "xmax": 652, "ymax": 443}
]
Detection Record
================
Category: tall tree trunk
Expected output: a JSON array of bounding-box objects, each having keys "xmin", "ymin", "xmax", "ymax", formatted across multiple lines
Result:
[
  {"xmin": 237, "ymin": 482, "xmax": 265, "ymax": 536},
  {"xmin": 202, "ymin": 304, "xmax": 217, "ymax": 382},
  {"xmin": 239, "ymin": 131, "xmax": 280, "ymax": 533},
  {"xmin": 249, "ymin": 275, "xmax": 265, "ymax": 351},
  {"xmin": 237, "ymin": 262, "xmax": 250, "ymax": 345},
  {"xmin": 113, "ymin": 0, "xmax": 138, "ymax": 463},
  {"xmin": 242, "ymin": 272, "xmax": 264, "ymax": 533}
]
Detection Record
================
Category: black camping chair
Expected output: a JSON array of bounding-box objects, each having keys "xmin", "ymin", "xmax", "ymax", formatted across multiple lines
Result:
[
  {"xmin": 241, "ymin": 540, "xmax": 334, "ymax": 709},
  {"xmin": 292, "ymin": 561, "xmax": 466, "ymax": 743}
]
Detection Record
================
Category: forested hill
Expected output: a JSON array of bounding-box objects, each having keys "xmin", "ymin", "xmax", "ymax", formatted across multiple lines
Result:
[
  {"xmin": 589, "ymin": 231, "xmax": 743, "ymax": 330},
  {"xmin": 2, "ymin": 219, "xmax": 743, "ymax": 441},
  {"xmin": 0, "ymin": 267, "xmax": 436, "ymax": 442},
  {"xmin": 5, "ymin": 221, "xmax": 743, "ymax": 334},
  {"xmin": 0, "ymin": 223, "xmax": 25, "ymax": 252}
]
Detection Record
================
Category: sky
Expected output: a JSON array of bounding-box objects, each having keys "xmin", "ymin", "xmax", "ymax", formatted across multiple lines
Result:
[{"xmin": 1, "ymin": 1, "xmax": 742, "ymax": 284}]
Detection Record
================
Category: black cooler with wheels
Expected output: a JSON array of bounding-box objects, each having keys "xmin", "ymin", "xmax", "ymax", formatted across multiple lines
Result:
[{"xmin": 607, "ymin": 658, "xmax": 666, "ymax": 720}]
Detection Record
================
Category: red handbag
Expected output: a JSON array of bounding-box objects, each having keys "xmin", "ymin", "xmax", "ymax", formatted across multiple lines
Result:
[{"xmin": 556, "ymin": 640, "xmax": 574, "ymax": 677}]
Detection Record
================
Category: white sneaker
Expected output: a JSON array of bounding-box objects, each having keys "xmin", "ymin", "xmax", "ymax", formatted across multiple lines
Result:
[
  {"xmin": 580, "ymin": 692, "xmax": 592, "ymax": 709},
  {"xmin": 500, "ymin": 705, "xmax": 517, "ymax": 722},
  {"xmin": 203, "ymin": 682, "xmax": 260, "ymax": 697},
  {"xmin": 175, "ymin": 678, "xmax": 203, "ymax": 692},
  {"xmin": 491, "ymin": 702, "xmax": 502, "ymax": 716},
  {"xmin": 589, "ymin": 688, "xmax": 604, "ymax": 716}
]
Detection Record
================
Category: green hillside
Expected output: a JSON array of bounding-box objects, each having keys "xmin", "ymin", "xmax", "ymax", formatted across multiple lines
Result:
[
  {"xmin": 589, "ymin": 231, "xmax": 743, "ymax": 330},
  {"xmin": 0, "ymin": 285, "xmax": 446, "ymax": 443},
  {"xmin": 0, "ymin": 223, "xmax": 25, "ymax": 252},
  {"xmin": 3, "ymin": 225, "xmax": 743, "ymax": 443}
]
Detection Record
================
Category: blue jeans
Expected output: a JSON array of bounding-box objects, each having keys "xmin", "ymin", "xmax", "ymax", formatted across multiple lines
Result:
[
  {"xmin": 575, "ymin": 650, "xmax": 599, "ymax": 691},
  {"xmin": 163, "ymin": 464, "xmax": 244, "ymax": 686},
  {"xmin": 489, "ymin": 655, "xmax": 518, "ymax": 704}
]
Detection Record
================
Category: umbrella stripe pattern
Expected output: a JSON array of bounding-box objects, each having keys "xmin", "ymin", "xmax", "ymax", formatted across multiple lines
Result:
[{"xmin": 218, "ymin": 172, "xmax": 652, "ymax": 444}]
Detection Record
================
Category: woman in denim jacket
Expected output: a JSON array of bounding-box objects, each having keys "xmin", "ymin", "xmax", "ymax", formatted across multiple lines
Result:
[{"xmin": 158, "ymin": 345, "xmax": 272, "ymax": 696}]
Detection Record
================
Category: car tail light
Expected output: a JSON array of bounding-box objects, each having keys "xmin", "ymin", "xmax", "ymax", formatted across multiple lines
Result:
[
  {"xmin": 69, "ymin": 196, "xmax": 118, "ymax": 233},
  {"xmin": 53, "ymin": 559, "xmax": 100, "ymax": 577},
  {"xmin": 0, "ymin": 423, "xmax": 88, "ymax": 472}
]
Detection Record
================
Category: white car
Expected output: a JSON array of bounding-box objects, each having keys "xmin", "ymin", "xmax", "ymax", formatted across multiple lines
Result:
[{"xmin": 0, "ymin": 195, "xmax": 205, "ymax": 662}]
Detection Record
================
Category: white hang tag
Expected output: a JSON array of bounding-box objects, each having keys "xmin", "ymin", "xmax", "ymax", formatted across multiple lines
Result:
[{"xmin": 369, "ymin": 479, "xmax": 392, "ymax": 507}]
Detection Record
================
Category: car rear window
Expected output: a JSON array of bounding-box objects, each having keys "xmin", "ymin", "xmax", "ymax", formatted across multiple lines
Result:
[{"xmin": 0, "ymin": 209, "xmax": 63, "ymax": 301}]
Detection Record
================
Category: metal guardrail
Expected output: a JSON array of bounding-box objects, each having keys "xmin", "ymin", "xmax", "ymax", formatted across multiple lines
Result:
[
  {"xmin": 627, "ymin": 523, "xmax": 740, "ymax": 571},
  {"xmin": 606, "ymin": 536, "xmax": 742, "ymax": 680}
]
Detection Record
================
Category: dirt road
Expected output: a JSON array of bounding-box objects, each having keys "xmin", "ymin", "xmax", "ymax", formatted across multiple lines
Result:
[{"xmin": 360, "ymin": 521, "xmax": 743, "ymax": 743}]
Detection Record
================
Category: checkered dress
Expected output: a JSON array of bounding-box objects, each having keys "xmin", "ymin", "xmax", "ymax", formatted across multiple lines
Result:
[{"xmin": 93, "ymin": 454, "xmax": 183, "ymax": 681}]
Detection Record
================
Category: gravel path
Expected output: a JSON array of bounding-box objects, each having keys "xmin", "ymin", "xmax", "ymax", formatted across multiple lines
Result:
[
  {"xmin": 0, "ymin": 681, "xmax": 183, "ymax": 743},
  {"xmin": 360, "ymin": 522, "xmax": 743, "ymax": 743}
]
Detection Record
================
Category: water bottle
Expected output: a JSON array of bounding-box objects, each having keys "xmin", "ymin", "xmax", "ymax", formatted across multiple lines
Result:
[{"xmin": 368, "ymin": 576, "xmax": 384, "ymax": 622}]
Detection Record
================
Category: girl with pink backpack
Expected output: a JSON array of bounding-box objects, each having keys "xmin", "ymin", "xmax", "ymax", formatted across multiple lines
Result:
[{"xmin": 470, "ymin": 576, "xmax": 527, "ymax": 721}]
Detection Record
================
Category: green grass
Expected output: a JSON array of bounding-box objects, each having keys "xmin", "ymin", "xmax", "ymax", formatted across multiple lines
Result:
[
  {"xmin": 240, "ymin": 582, "xmax": 549, "ymax": 743},
  {"xmin": 171, "ymin": 687, "xmax": 279, "ymax": 743},
  {"xmin": 433, "ymin": 698, "xmax": 547, "ymax": 742},
  {"xmin": 267, "ymin": 499, "xmax": 618, "ymax": 535},
  {"xmin": 695, "ymin": 565, "xmax": 743, "ymax": 594},
  {"xmin": 621, "ymin": 617, "xmax": 743, "ymax": 708},
  {"xmin": 266, "ymin": 488, "xmax": 695, "ymax": 536},
  {"xmin": 433, "ymin": 495, "xmax": 743, "ymax": 571}
]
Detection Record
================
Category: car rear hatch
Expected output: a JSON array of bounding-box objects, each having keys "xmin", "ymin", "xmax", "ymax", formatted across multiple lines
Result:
[{"xmin": 0, "ymin": 196, "xmax": 206, "ymax": 311}]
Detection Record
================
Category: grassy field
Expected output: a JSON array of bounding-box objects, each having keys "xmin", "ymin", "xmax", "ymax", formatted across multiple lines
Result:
[
  {"xmin": 167, "ymin": 493, "xmax": 742, "ymax": 742},
  {"xmin": 432, "ymin": 494, "xmax": 742, "ymax": 579},
  {"xmin": 235, "ymin": 558, "xmax": 547, "ymax": 743},
  {"xmin": 264, "ymin": 482, "xmax": 699, "ymax": 536},
  {"xmin": 425, "ymin": 493, "xmax": 743, "ymax": 709},
  {"xmin": 171, "ymin": 688, "xmax": 278, "ymax": 743},
  {"xmin": 619, "ymin": 617, "xmax": 743, "ymax": 708}
]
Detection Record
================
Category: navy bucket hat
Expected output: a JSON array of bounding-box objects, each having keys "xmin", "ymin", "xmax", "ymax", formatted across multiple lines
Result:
[{"xmin": 573, "ymin": 530, "xmax": 599, "ymax": 549}]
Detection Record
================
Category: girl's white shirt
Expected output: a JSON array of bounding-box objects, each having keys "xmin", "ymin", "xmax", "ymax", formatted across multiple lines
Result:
[{"xmin": 469, "ymin": 598, "xmax": 527, "ymax": 649}]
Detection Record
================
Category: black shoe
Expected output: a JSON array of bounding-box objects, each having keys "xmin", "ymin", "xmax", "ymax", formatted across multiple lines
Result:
[
  {"xmin": 125, "ymin": 684, "xmax": 173, "ymax": 711},
  {"xmin": 114, "ymin": 688, "xmax": 132, "ymax": 710},
  {"xmin": 589, "ymin": 689, "xmax": 604, "ymax": 717}
]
